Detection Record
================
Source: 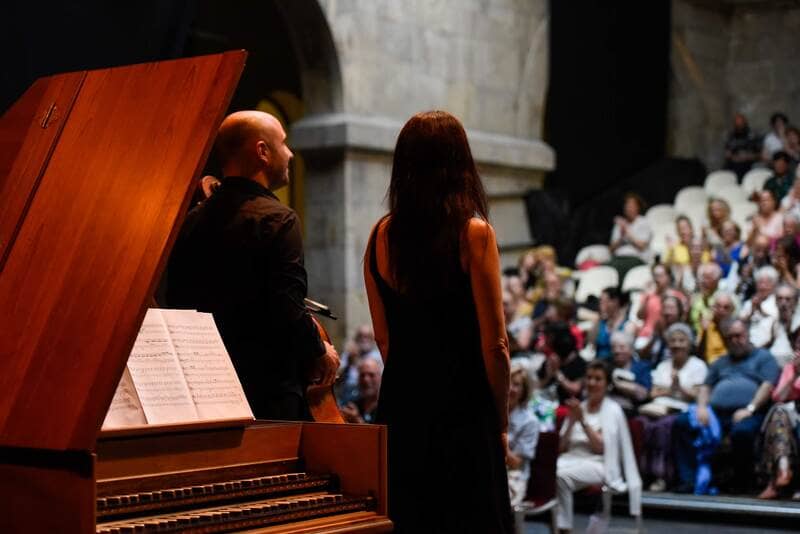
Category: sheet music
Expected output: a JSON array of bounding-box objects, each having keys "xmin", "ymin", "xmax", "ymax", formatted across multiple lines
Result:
[
  {"xmin": 126, "ymin": 308, "xmax": 198, "ymax": 423},
  {"xmin": 160, "ymin": 309, "xmax": 253, "ymax": 421},
  {"xmin": 102, "ymin": 367, "xmax": 147, "ymax": 429}
]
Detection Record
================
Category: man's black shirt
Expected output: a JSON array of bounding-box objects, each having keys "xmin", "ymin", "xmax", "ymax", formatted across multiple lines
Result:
[{"xmin": 166, "ymin": 176, "xmax": 324, "ymax": 416}]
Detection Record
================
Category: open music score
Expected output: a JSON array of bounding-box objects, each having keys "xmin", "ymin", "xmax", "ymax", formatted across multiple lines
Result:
[{"xmin": 102, "ymin": 308, "xmax": 254, "ymax": 431}]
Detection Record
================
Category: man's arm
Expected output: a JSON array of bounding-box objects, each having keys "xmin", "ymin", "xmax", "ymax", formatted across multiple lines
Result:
[
  {"xmin": 733, "ymin": 381, "xmax": 774, "ymax": 423},
  {"xmin": 267, "ymin": 212, "xmax": 336, "ymax": 381}
]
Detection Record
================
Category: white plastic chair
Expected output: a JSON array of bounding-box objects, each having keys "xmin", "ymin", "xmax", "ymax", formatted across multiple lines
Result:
[
  {"xmin": 677, "ymin": 205, "xmax": 707, "ymax": 233},
  {"xmin": 649, "ymin": 222, "xmax": 678, "ymax": 260},
  {"xmin": 730, "ymin": 201, "xmax": 757, "ymax": 236},
  {"xmin": 712, "ymin": 185, "xmax": 749, "ymax": 205},
  {"xmin": 704, "ymin": 170, "xmax": 737, "ymax": 192},
  {"xmin": 674, "ymin": 186, "xmax": 707, "ymax": 213},
  {"xmin": 574, "ymin": 266, "xmax": 619, "ymax": 304},
  {"xmin": 742, "ymin": 168, "xmax": 772, "ymax": 196},
  {"xmin": 622, "ymin": 265, "xmax": 653, "ymax": 293},
  {"xmin": 575, "ymin": 244, "xmax": 611, "ymax": 268},
  {"xmin": 644, "ymin": 204, "xmax": 677, "ymax": 227}
]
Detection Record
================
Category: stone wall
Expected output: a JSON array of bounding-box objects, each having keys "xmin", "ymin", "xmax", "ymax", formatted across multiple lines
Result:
[
  {"xmin": 668, "ymin": 0, "xmax": 800, "ymax": 171},
  {"xmin": 292, "ymin": 0, "xmax": 553, "ymax": 342}
]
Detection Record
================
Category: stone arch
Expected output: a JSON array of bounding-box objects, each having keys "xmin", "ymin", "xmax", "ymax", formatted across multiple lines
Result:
[{"xmin": 273, "ymin": 1, "xmax": 343, "ymax": 115}]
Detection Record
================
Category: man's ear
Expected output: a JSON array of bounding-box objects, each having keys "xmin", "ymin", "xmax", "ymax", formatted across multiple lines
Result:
[{"xmin": 256, "ymin": 139, "xmax": 271, "ymax": 164}]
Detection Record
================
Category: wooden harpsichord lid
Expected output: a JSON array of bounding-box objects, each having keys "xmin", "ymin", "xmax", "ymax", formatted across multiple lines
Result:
[{"xmin": 0, "ymin": 51, "xmax": 246, "ymax": 451}]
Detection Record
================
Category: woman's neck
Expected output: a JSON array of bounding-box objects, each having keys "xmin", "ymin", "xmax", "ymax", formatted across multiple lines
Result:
[{"xmin": 587, "ymin": 397, "xmax": 603, "ymax": 411}]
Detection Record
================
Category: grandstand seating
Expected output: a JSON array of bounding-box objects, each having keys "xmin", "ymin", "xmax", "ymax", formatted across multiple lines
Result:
[{"xmin": 704, "ymin": 170, "xmax": 737, "ymax": 192}]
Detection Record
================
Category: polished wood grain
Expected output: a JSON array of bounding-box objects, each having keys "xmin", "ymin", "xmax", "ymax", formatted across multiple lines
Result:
[
  {"xmin": 301, "ymin": 423, "xmax": 388, "ymax": 516},
  {"xmin": 0, "ymin": 71, "xmax": 84, "ymax": 269},
  {"xmin": 0, "ymin": 51, "xmax": 246, "ymax": 451}
]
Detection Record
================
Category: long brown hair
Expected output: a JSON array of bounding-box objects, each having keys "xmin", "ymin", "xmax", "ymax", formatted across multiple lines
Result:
[{"xmin": 387, "ymin": 111, "xmax": 488, "ymax": 298}]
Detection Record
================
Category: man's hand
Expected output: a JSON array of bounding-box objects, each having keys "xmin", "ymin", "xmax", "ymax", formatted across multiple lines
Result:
[
  {"xmin": 696, "ymin": 405, "xmax": 710, "ymax": 426},
  {"xmin": 341, "ymin": 402, "xmax": 364, "ymax": 424},
  {"xmin": 310, "ymin": 342, "xmax": 340, "ymax": 386},
  {"xmin": 733, "ymin": 407, "xmax": 752, "ymax": 424},
  {"xmin": 506, "ymin": 450, "xmax": 524, "ymax": 470}
]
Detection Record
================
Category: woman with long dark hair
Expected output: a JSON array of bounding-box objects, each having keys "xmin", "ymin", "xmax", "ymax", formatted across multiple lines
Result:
[{"xmin": 364, "ymin": 111, "xmax": 512, "ymax": 532}]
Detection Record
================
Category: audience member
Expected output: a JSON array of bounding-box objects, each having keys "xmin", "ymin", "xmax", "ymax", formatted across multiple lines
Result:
[
  {"xmin": 740, "ymin": 265, "xmax": 780, "ymax": 349},
  {"xmin": 504, "ymin": 290, "xmax": 533, "ymax": 355},
  {"xmin": 637, "ymin": 323, "xmax": 708, "ymax": 491},
  {"xmin": 724, "ymin": 113, "xmax": 760, "ymax": 179},
  {"xmin": 538, "ymin": 322, "xmax": 586, "ymax": 404},
  {"xmin": 336, "ymin": 326, "xmax": 384, "ymax": 405},
  {"xmin": 609, "ymin": 192, "xmax": 652, "ymax": 278},
  {"xmin": 341, "ymin": 358, "xmax": 382, "ymax": 424},
  {"xmin": 734, "ymin": 233, "xmax": 772, "ymax": 302},
  {"xmin": 588, "ymin": 287, "xmax": 634, "ymax": 359},
  {"xmin": 506, "ymin": 364, "xmax": 540, "ymax": 507},
  {"xmin": 704, "ymin": 197, "xmax": 732, "ymax": 247},
  {"xmin": 608, "ymin": 331, "xmax": 652, "ymax": 415},
  {"xmin": 697, "ymin": 292, "xmax": 738, "ymax": 364},
  {"xmin": 767, "ymin": 283, "xmax": 800, "ymax": 366},
  {"xmin": 750, "ymin": 190, "xmax": 784, "ymax": 243},
  {"xmin": 556, "ymin": 360, "xmax": 641, "ymax": 533},
  {"xmin": 779, "ymin": 170, "xmax": 800, "ymax": 214},
  {"xmin": 785, "ymin": 126, "xmax": 800, "ymax": 168},
  {"xmin": 762, "ymin": 112, "xmax": 789, "ymax": 163},
  {"xmin": 673, "ymin": 319, "xmax": 781, "ymax": 493},
  {"xmin": 689, "ymin": 262, "xmax": 723, "ymax": 334},
  {"xmin": 714, "ymin": 220, "xmax": 745, "ymax": 278},
  {"xmin": 665, "ymin": 216, "xmax": 703, "ymax": 267},
  {"xmin": 757, "ymin": 342, "xmax": 800, "ymax": 500},
  {"xmin": 506, "ymin": 273, "xmax": 534, "ymax": 320},
  {"xmin": 641, "ymin": 294, "xmax": 684, "ymax": 365},
  {"xmin": 773, "ymin": 235, "xmax": 800, "ymax": 288},
  {"xmin": 765, "ymin": 151, "xmax": 794, "ymax": 202},
  {"xmin": 636, "ymin": 264, "xmax": 686, "ymax": 345}
]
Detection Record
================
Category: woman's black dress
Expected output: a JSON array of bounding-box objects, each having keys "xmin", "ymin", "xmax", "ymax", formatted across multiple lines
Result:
[{"xmin": 368, "ymin": 231, "xmax": 512, "ymax": 533}]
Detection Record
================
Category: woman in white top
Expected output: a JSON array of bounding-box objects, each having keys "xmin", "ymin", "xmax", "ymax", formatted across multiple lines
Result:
[
  {"xmin": 556, "ymin": 360, "xmax": 641, "ymax": 533},
  {"xmin": 636, "ymin": 323, "xmax": 708, "ymax": 491},
  {"xmin": 750, "ymin": 190, "xmax": 784, "ymax": 243}
]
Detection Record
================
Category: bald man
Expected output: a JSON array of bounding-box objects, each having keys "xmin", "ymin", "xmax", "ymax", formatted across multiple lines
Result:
[{"xmin": 166, "ymin": 111, "xmax": 339, "ymax": 420}]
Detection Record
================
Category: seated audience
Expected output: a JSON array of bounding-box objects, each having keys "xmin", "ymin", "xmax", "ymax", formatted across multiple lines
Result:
[
  {"xmin": 506, "ymin": 272, "xmax": 534, "ymax": 320},
  {"xmin": 785, "ymin": 126, "xmax": 800, "ymax": 168},
  {"xmin": 636, "ymin": 264, "xmax": 686, "ymax": 345},
  {"xmin": 538, "ymin": 322, "xmax": 586, "ymax": 404},
  {"xmin": 750, "ymin": 191, "xmax": 784, "ymax": 243},
  {"xmin": 697, "ymin": 292, "xmax": 739, "ymax": 364},
  {"xmin": 335, "ymin": 326, "xmax": 384, "ymax": 405},
  {"xmin": 641, "ymin": 294, "xmax": 685, "ymax": 365},
  {"xmin": 608, "ymin": 331, "xmax": 652, "ymax": 416},
  {"xmin": 665, "ymin": 216, "xmax": 703, "ymax": 268},
  {"xmin": 704, "ymin": 197, "xmax": 732, "ymax": 247},
  {"xmin": 757, "ymin": 343, "xmax": 800, "ymax": 500},
  {"xmin": 556, "ymin": 360, "xmax": 641, "ymax": 533},
  {"xmin": 588, "ymin": 287, "xmax": 634, "ymax": 359},
  {"xmin": 764, "ymin": 151, "xmax": 794, "ymax": 204},
  {"xmin": 678, "ymin": 238, "xmax": 715, "ymax": 294},
  {"xmin": 773, "ymin": 234, "xmax": 800, "ymax": 288},
  {"xmin": 506, "ymin": 364, "xmax": 540, "ymax": 508},
  {"xmin": 779, "ymin": 170, "xmax": 800, "ymax": 214},
  {"xmin": 689, "ymin": 263, "xmax": 723, "ymax": 334},
  {"xmin": 341, "ymin": 358, "xmax": 381, "ymax": 424},
  {"xmin": 637, "ymin": 323, "xmax": 708, "ymax": 491},
  {"xmin": 734, "ymin": 233, "xmax": 772, "ymax": 302},
  {"xmin": 673, "ymin": 319, "xmax": 781, "ymax": 493},
  {"xmin": 531, "ymin": 269, "xmax": 565, "ymax": 319},
  {"xmin": 724, "ymin": 112, "xmax": 759, "ymax": 179},
  {"xmin": 714, "ymin": 220, "xmax": 745, "ymax": 278},
  {"xmin": 740, "ymin": 265, "xmax": 780, "ymax": 349},
  {"xmin": 762, "ymin": 112, "xmax": 789, "ymax": 163},
  {"xmin": 504, "ymin": 290, "xmax": 533, "ymax": 355},
  {"xmin": 609, "ymin": 192, "xmax": 652, "ymax": 278},
  {"xmin": 767, "ymin": 283, "xmax": 800, "ymax": 367}
]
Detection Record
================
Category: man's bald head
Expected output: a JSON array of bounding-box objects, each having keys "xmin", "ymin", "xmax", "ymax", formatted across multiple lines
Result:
[{"xmin": 215, "ymin": 111, "xmax": 292, "ymax": 190}]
